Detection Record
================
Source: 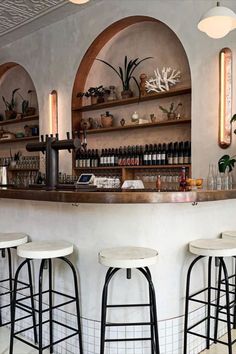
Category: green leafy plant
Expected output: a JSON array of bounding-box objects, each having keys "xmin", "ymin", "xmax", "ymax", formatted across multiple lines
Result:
[
  {"xmin": 159, "ymin": 102, "xmax": 182, "ymax": 115},
  {"xmin": 218, "ymin": 114, "xmax": 236, "ymax": 172},
  {"xmin": 96, "ymin": 56, "xmax": 153, "ymax": 94},
  {"xmin": 2, "ymin": 88, "xmax": 20, "ymax": 111},
  {"xmin": 17, "ymin": 89, "xmax": 36, "ymax": 114},
  {"xmin": 10, "ymin": 149, "xmax": 21, "ymax": 161}
]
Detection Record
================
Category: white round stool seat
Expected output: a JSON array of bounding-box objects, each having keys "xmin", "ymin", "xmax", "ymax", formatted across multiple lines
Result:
[
  {"xmin": 189, "ymin": 239, "xmax": 236, "ymax": 257},
  {"xmin": 17, "ymin": 241, "xmax": 73, "ymax": 259},
  {"xmin": 0, "ymin": 233, "xmax": 28, "ymax": 249},
  {"xmin": 222, "ymin": 230, "xmax": 236, "ymax": 240},
  {"xmin": 98, "ymin": 247, "xmax": 158, "ymax": 268}
]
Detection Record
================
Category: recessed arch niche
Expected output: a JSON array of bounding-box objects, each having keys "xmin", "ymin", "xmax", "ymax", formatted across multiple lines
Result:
[
  {"xmin": 0, "ymin": 62, "xmax": 39, "ymax": 119},
  {"xmin": 72, "ymin": 16, "xmax": 191, "ymax": 164}
]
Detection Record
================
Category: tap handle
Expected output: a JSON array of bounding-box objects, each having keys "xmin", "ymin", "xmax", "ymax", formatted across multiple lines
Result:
[
  {"xmin": 66, "ymin": 132, "xmax": 70, "ymax": 140},
  {"xmin": 41, "ymin": 135, "xmax": 44, "ymax": 142},
  {"xmin": 55, "ymin": 133, "xmax": 59, "ymax": 140},
  {"xmin": 45, "ymin": 134, "xmax": 49, "ymax": 140},
  {"xmin": 50, "ymin": 134, "xmax": 53, "ymax": 138}
]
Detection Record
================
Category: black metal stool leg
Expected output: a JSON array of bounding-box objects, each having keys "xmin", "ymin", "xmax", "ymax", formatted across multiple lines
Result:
[
  {"xmin": 214, "ymin": 258, "xmax": 222, "ymax": 343},
  {"xmin": 26, "ymin": 259, "xmax": 38, "ymax": 344},
  {"xmin": 145, "ymin": 267, "xmax": 155, "ymax": 354},
  {"xmin": 100, "ymin": 267, "xmax": 119, "ymax": 354},
  {"xmin": 139, "ymin": 267, "xmax": 160, "ymax": 354},
  {"xmin": 60, "ymin": 256, "xmax": 84, "ymax": 354},
  {"xmin": 48, "ymin": 259, "xmax": 53, "ymax": 353},
  {"xmin": 206, "ymin": 257, "xmax": 212, "ymax": 349},
  {"xmin": 9, "ymin": 259, "xmax": 29, "ymax": 354},
  {"xmin": 39, "ymin": 259, "xmax": 46, "ymax": 354},
  {"xmin": 220, "ymin": 257, "xmax": 232, "ymax": 354},
  {"xmin": 7, "ymin": 248, "xmax": 13, "ymax": 301},
  {"xmin": 183, "ymin": 255, "xmax": 204, "ymax": 354},
  {"xmin": 233, "ymin": 256, "xmax": 236, "ymax": 329}
]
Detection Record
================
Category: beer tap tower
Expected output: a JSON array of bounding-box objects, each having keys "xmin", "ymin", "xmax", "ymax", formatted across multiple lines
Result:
[{"xmin": 26, "ymin": 131, "xmax": 87, "ymax": 190}]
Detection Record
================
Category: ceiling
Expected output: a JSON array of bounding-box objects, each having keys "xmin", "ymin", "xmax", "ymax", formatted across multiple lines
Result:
[{"xmin": 0, "ymin": 0, "xmax": 96, "ymax": 46}]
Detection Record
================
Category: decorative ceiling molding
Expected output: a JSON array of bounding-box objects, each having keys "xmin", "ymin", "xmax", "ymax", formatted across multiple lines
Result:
[{"xmin": 0, "ymin": 0, "xmax": 68, "ymax": 36}]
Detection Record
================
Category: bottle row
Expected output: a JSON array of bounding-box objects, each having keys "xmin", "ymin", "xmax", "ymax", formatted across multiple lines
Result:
[{"xmin": 75, "ymin": 141, "xmax": 191, "ymax": 168}]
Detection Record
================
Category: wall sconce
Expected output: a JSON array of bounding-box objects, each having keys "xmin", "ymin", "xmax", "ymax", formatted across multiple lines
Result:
[
  {"xmin": 219, "ymin": 48, "xmax": 232, "ymax": 149},
  {"xmin": 49, "ymin": 90, "xmax": 58, "ymax": 135},
  {"xmin": 198, "ymin": 1, "xmax": 236, "ymax": 39}
]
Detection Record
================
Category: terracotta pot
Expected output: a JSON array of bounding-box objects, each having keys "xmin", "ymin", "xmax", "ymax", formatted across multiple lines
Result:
[
  {"xmin": 90, "ymin": 96, "xmax": 98, "ymax": 105},
  {"xmin": 121, "ymin": 89, "xmax": 133, "ymax": 99},
  {"xmin": 167, "ymin": 112, "xmax": 176, "ymax": 120},
  {"xmin": 97, "ymin": 97, "xmax": 104, "ymax": 103},
  {"xmin": 24, "ymin": 107, "xmax": 36, "ymax": 117},
  {"xmin": 101, "ymin": 112, "xmax": 113, "ymax": 128},
  {"xmin": 5, "ymin": 110, "xmax": 17, "ymax": 120}
]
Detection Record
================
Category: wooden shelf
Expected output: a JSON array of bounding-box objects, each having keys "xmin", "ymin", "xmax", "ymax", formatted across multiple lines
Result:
[
  {"xmin": 73, "ymin": 86, "xmax": 191, "ymax": 112},
  {"xmin": 8, "ymin": 168, "xmax": 39, "ymax": 172},
  {"xmin": 0, "ymin": 136, "xmax": 39, "ymax": 145},
  {"xmin": 79, "ymin": 118, "xmax": 191, "ymax": 135},
  {"xmin": 75, "ymin": 164, "xmax": 191, "ymax": 171},
  {"xmin": 0, "ymin": 115, "xmax": 39, "ymax": 127}
]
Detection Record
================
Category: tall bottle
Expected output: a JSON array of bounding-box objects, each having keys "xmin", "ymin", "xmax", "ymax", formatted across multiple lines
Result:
[
  {"xmin": 173, "ymin": 142, "xmax": 179, "ymax": 165},
  {"xmin": 178, "ymin": 142, "xmax": 184, "ymax": 165},
  {"xmin": 157, "ymin": 144, "xmax": 161, "ymax": 165},
  {"xmin": 144, "ymin": 145, "xmax": 148, "ymax": 166},
  {"xmin": 152, "ymin": 144, "xmax": 157, "ymax": 166},
  {"xmin": 161, "ymin": 143, "xmax": 166, "ymax": 165}
]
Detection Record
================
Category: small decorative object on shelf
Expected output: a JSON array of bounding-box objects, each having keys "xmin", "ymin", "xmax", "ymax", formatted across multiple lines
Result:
[
  {"xmin": 2, "ymin": 88, "xmax": 19, "ymax": 120},
  {"xmin": 77, "ymin": 85, "xmax": 107, "ymax": 105},
  {"xmin": 159, "ymin": 102, "xmax": 182, "ymax": 120},
  {"xmin": 145, "ymin": 67, "xmax": 181, "ymax": 93},
  {"xmin": 150, "ymin": 114, "xmax": 157, "ymax": 123},
  {"xmin": 89, "ymin": 117, "xmax": 100, "ymax": 129},
  {"xmin": 80, "ymin": 117, "xmax": 91, "ymax": 130},
  {"xmin": 101, "ymin": 111, "xmax": 113, "ymax": 128},
  {"xmin": 131, "ymin": 111, "xmax": 139, "ymax": 124},
  {"xmin": 140, "ymin": 73, "xmax": 148, "ymax": 96},
  {"xmin": 96, "ymin": 55, "xmax": 153, "ymax": 99},
  {"xmin": 107, "ymin": 86, "xmax": 117, "ymax": 101},
  {"xmin": 120, "ymin": 118, "xmax": 126, "ymax": 126}
]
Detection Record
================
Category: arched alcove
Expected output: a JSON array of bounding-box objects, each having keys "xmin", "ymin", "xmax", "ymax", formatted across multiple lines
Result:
[
  {"xmin": 72, "ymin": 15, "xmax": 191, "ymax": 176},
  {"xmin": 0, "ymin": 62, "xmax": 39, "ymax": 119}
]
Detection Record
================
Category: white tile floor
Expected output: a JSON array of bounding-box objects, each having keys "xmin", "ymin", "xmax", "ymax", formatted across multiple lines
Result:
[
  {"xmin": 0, "ymin": 327, "xmax": 50, "ymax": 354},
  {"xmin": 200, "ymin": 330, "xmax": 236, "ymax": 354},
  {"xmin": 0, "ymin": 327, "xmax": 235, "ymax": 354}
]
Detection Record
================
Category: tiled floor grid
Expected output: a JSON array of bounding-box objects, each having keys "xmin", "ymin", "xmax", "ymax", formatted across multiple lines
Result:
[{"xmin": 1, "ymin": 285, "xmax": 236, "ymax": 353}]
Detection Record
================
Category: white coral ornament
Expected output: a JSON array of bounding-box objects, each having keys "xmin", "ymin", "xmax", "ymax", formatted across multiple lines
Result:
[{"xmin": 145, "ymin": 67, "xmax": 181, "ymax": 93}]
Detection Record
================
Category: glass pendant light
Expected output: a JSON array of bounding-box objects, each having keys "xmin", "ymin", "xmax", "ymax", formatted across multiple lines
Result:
[
  {"xmin": 198, "ymin": 1, "xmax": 236, "ymax": 38},
  {"xmin": 69, "ymin": 0, "xmax": 90, "ymax": 4}
]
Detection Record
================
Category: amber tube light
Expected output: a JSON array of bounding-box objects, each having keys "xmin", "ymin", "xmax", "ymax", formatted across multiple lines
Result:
[
  {"xmin": 49, "ymin": 90, "xmax": 58, "ymax": 135},
  {"xmin": 219, "ymin": 48, "xmax": 232, "ymax": 149}
]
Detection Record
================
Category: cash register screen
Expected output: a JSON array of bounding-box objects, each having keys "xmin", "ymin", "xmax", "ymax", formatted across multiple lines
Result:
[{"xmin": 78, "ymin": 174, "xmax": 92, "ymax": 183}]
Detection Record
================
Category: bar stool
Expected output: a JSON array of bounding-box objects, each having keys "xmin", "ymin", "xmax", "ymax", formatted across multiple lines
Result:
[
  {"xmin": 98, "ymin": 246, "xmax": 160, "ymax": 354},
  {"xmin": 0, "ymin": 233, "xmax": 36, "ymax": 330},
  {"xmin": 10, "ymin": 241, "xmax": 83, "ymax": 354},
  {"xmin": 183, "ymin": 238, "xmax": 236, "ymax": 354}
]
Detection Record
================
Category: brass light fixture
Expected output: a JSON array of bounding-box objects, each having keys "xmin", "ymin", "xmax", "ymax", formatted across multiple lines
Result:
[
  {"xmin": 49, "ymin": 90, "xmax": 58, "ymax": 135},
  {"xmin": 219, "ymin": 48, "xmax": 232, "ymax": 149},
  {"xmin": 198, "ymin": 1, "xmax": 236, "ymax": 38}
]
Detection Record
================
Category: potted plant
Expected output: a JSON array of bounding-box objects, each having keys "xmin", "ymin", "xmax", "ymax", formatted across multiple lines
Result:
[
  {"xmin": 77, "ymin": 86, "xmax": 108, "ymax": 105},
  {"xmin": 96, "ymin": 56, "xmax": 153, "ymax": 99},
  {"xmin": 218, "ymin": 114, "xmax": 236, "ymax": 173},
  {"xmin": 159, "ymin": 102, "xmax": 182, "ymax": 120},
  {"xmin": 17, "ymin": 90, "xmax": 36, "ymax": 117},
  {"xmin": 9, "ymin": 149, "xmax": 21, "ymax": 168},
  {"xmin": 2, "ymin": 88, "xmax": 20, "ymax": 120}
]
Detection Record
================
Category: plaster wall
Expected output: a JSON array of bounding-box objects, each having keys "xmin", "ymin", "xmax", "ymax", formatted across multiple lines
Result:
[{"xmin": 0, "ymin": 0, "xmax": 235, "ymax": 177}]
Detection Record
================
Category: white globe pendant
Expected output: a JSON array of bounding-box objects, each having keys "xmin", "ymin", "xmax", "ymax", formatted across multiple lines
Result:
[{"xmin": 198, "ymin": 2, "xmax": 236, "ymax": 38}]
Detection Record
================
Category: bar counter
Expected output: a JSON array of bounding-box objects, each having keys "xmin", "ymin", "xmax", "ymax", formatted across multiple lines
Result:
[{"xmin": 0, "ymin": 187, "xmax": 236, "ymax": 203}]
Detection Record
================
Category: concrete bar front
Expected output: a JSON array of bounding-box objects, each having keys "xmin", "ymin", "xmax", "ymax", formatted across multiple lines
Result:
[{"xmin": 0, "ymin": 196, "xmax": 236, "ymax": 353}]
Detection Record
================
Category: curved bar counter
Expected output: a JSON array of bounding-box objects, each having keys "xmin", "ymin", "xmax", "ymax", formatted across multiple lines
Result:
[
  {"xmin": 1, "ymin": 187, "xmax": 236, "ymax": 353},
  {"xmin": 0, "ymin": 187, "xmax": 236, "ymax": 203}
]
